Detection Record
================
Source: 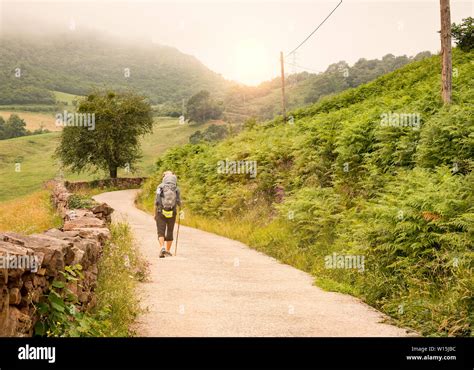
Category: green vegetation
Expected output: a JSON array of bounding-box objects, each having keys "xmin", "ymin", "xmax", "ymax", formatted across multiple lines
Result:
[
  {"xmin": 67, "ymin": 194, "xmax": 98, "ymax": 209},
  {"xmin": 0, "ymin": 114, "xmax": 27, "ymax": 139},
  {"xmin": 94, "ymin": 222, "xmax": 148, "ymax": 336},
  {"xmin": 0, "ymin": 113, "xmax": 50, "ymax": 140},
  {"xmin": 0, "ymin": 31, "xmax": 432, "ymax": 124},
  {"xmin": 35, "ymin": 222, "xmax": 147, "ymax": 337},
  {"xmin": 138, "ymin": 48, "xmax": 474, "ymax": 336},
  {"xmin": 55, "ymin": 90, "xmax": 153, "ymax": 178},
  {"xmin": 0, "ymin": 33, "xmax": 228, "ymax": 106},
  {"xmin": 0, "ymin": 132, "xmax": 61, "ymax": 201},
  {"xmin": 53, "ymin": 91, "xmax": 81, "ymax": 106},
  {"xmin": 222, "ymin": 51, "xmax": 432, "ymax": 121},
  {"xmin": 34, "ymin": 264, "xmax": 107, "ymax": 337},
  {"xmin": 186, "ymin": 90, "xmax": 223, "ymax": 123},
  {"xmin": 189, "ymin": 123, "xmax": 228, "ymax": 144},
  {"xmin": 0, "ymin": 118, "xmax": 214, "ymax": 202},
  {"xmin": 451, "ymin": 17, "xmax": 474, "ymax": 51}
]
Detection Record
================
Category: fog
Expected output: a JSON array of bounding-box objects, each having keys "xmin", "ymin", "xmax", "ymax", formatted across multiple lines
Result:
[{"xmin": 1, "ymin": 0, "xmax": 472, "ymax": 85}]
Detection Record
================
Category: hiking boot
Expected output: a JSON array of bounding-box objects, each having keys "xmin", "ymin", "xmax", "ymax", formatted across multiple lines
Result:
[
  {"xmin": 159, "ymin": 248, "xmax": 166, "ymax": 258},
  {"xmin": 164, "ymin": 251, "xmax": 173, "ymax": 257}
]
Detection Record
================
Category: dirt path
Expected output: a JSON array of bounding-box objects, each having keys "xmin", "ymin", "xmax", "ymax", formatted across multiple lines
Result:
[{"xmin": 94, "ymin": 189, "xmax": 412, "ymax": 337}]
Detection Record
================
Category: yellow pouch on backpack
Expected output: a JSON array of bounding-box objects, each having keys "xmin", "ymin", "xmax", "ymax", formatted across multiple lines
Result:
[{"xmin": 162, "ymin": 209, "xmax": 173, "ymax": 218}]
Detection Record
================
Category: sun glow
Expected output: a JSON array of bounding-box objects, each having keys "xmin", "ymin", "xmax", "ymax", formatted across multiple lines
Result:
[{"xmin": 229, "ymin": 38, "xmax": 274, "ymax": 86}]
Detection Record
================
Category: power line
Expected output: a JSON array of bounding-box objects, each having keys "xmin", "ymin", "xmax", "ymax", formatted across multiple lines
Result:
[
  {"xmin": 286, "ymin": 0, "xmax": 343, "ymax": 57},
  {"xmin": 284, "ymin": 61, "xmax": 320, "ymax": 74}
]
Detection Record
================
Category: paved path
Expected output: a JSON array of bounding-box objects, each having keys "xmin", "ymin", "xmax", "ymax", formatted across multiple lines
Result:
[{"xmin": 94, "ymin": 189, "xmax": 412, "ymax": 337}]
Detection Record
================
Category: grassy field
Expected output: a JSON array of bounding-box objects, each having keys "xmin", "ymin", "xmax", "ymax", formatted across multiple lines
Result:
[
  {"xmin": 0, "ymin": 117, "xmax": 210, "ymax": 202},
  {"xmin": 53, "ymin": 90, "xmax": 81, "ymax": 105},
  {"xmin": 0, "ymin": 91, "xmax": 80, "ymax": 131},
  {"xmin": 0, "ymin": 110, "xmax": 59, "ymax": 131},
  {"xmin": 0, "ymin": 190, "xmax": 62, "ymax": 233}
]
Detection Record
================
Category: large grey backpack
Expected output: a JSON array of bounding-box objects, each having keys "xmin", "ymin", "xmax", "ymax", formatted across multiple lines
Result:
[{"xmin": 160, "ymin": 174, "xmax": 177, "ymax": 211}]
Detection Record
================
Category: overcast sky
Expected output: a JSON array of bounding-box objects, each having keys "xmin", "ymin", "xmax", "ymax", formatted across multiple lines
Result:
[{"xmin": 1, "ymin": 0, "xmax": 473, "ymax": 85}]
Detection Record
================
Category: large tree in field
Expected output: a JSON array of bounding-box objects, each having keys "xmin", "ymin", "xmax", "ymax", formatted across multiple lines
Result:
[{"xmin": 55, "ymin": 90, "xmax": 153, "ymax": 178}]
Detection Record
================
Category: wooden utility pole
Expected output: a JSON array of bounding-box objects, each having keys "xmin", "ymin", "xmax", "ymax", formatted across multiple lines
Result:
[
  {"xmin": 440, "ymin": 0, "xmax": 452, "ymax": 104},
  {"xmin": 280, "ymin": 51, "xmax": 287, "ymax": 120}
]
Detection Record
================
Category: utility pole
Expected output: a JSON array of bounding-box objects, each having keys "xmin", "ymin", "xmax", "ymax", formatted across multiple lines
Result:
[
  {"xmin": 280, "ymin": 51, "xmax": 287, "ymax": 120},
  {"xmin": 440, "ymin": 0, "xmax": 452, "ymax": 104}
]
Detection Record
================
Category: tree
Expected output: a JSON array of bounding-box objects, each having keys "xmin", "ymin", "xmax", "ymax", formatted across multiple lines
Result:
[
  {"xmin": 0, "ymin": 114, "xmax": 28, "ymax": 140},
  {"xmin": 189, "ymin": 124, "xmax": 228, "ymax": 144},
  {"xmin": 451, "ymin": 17, "xmax": 474, "ymax": 51},
  {"xmin": 186, "ymin": 90, "xmax": 223, "ymax": 123},
  {"xmin": 0, "ymin": 117, "xmax": 6, "ymax": 140},
  {"xmin": 5, "ymin": 114, "xmax": 28, "ymax": 138},
  {"xmin": 440, "ymin": 0, "xmax": 452, "ymax": 105},
  {"xmin": 55, "ymin": 90, "xmax": 153, "ymax": 178}
]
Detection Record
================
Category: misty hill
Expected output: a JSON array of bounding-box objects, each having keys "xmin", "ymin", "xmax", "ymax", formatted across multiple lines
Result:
[
  {"xmin": 0, "ymin": 32, "xmax": 229, "ymax": 106},
  {"xmin": 0, "ymin": 30, "xmax": 433, "ymax": 123},
  {"xmin": 224, "ymin": 51, "xmax": 432, "ymax": 121}
]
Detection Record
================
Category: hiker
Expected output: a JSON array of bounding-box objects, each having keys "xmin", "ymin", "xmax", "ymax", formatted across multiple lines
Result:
[{"xmin": 155, "ymin": 171, "xmax": 181, "ymax": 258}]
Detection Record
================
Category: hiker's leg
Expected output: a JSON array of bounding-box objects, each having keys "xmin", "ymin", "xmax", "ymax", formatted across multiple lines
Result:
[
  {"xmin": 156, "ymin": 213, "xmax": 167, "ymax": 254},
  {"xmin": 164, "ymin": 214, "xmax": 176, "ymax": 252}
]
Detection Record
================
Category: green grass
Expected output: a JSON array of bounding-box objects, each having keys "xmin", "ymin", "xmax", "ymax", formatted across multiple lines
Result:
[
  {"xmin": 94, "ymin": 222, "xmax": 149, "ymax": 336},
  {"xmin": 0, "ymin": 133, "xmax": 60, "ymax": 201},
  {"xmin": 0, "ymin": 105, "xmax": 56, "ymax": 113},
  {"xmin": 0, "ymin": 117, "xmax": 211, "ymax": 202},
  {"xmin": 53, "ymin": 91, "xmax": 81, "ymax": 105},
  {"xmin": 34, "ymin": 221, "xmax": 148, "ymax": 337}
]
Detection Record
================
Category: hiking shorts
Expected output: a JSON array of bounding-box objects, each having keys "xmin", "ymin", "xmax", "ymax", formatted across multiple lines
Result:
[{"xmin": 155, "ymin": 210, "xmax": 176, "ymax": 241}]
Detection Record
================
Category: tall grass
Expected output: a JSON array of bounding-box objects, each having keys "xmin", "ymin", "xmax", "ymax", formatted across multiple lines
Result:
[
  {"xmin": 0, "ymin": 190, "xmax": 62, "ymax": 233},
  {"xmin": 94, "ymin": 222, "xmax": 148, "ymax": 336}
]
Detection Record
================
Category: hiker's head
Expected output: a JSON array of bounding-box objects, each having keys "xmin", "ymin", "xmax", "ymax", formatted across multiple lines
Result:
[
  {"xmin": 163, "ymin": 170, "xmax": 173, "ymax": 179},
  {"xmin": 162, "ymin": 171, "xmax": 177, "ymax": 185}
]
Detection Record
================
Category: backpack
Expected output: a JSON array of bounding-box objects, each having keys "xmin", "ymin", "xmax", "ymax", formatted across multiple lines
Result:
[{"xmin": 160, "ymin": 175, "xmax": 177, "ymax": 211}]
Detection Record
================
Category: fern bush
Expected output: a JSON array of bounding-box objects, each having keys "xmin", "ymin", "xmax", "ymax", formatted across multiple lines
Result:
[{"xmin": 337, "ymin": 168, "xmax": 473, "ymax": 335}]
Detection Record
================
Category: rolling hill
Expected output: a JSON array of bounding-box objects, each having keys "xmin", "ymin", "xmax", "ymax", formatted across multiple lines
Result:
[
  {"xmin": 0, "ymin": 31, "xmax": 230, "ymax": 106},
  {"xmin": 0, "ymin": 30, "xmax": 433, "ymax": 123}
]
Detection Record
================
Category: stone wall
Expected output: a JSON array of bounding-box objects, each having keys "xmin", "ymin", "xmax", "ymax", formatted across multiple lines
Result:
[
  {"xmin": 0, "ymin": 181, "xmax": 114, "ymax": 337},
  {"xmin": 64, "ymin": 177, "xmax": 146, "ymax": 192}
]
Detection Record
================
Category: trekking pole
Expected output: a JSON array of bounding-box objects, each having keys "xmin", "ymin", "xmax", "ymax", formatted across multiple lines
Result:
[{"xmin": 174, "ymin": 207, "xmax": 181, "ymax": 256}]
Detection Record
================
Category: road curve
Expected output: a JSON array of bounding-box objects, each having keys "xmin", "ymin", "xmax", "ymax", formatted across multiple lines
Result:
[{"xmin": 94, "ymin": 189, "xmax": 413, "ymax": 337}]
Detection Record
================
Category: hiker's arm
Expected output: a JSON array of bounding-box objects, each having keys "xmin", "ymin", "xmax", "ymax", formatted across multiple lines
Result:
[
  {"xmin": 154, "ymin": 188, "xmax": 162, "ymax": 211},
  {"xmin": 176, "ymin": 187, "xmax": 182, "ymax": 207}
]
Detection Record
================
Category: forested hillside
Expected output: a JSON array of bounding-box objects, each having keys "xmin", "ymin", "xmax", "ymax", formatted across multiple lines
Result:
[
  {"xmin": 139, "ymin": 48, "xmax": 474, "ymax": 336},
  {"xmin": 0, "ymin": 32, "xmax": 229, "ymax": 105},
  {"xmin": 223, "ymin": 51, "xmax": 432, "ymax": 120},
  {"xmin": 0, "ymin": 30, "xmax": 432, "ymax": 122}
]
